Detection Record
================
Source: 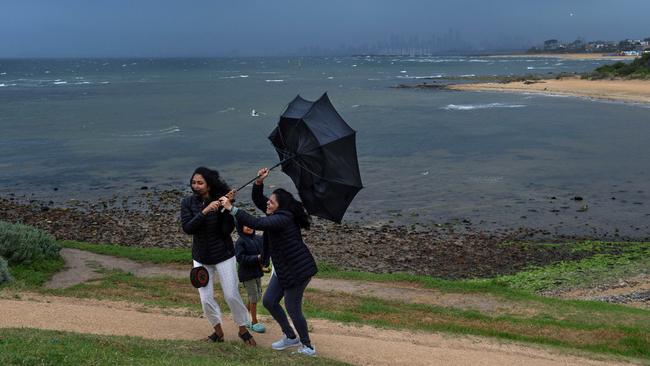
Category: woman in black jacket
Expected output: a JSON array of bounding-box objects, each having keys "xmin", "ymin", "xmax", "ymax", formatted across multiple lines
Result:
[
  {"xmin": 219, "ymin": 167, "xmax": 318, "ymax": 356},
  {"xmin": 180, "ymin": 167, "xmax": 255, "ymax": 346}
]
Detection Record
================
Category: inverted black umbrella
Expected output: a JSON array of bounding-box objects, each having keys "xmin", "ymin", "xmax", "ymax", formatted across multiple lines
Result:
[{"xmin": 235, "ymin": 93, "xmax": 363, "ymax": 223}]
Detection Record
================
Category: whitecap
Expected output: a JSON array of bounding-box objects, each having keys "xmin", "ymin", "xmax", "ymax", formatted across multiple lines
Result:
[
  {"xmin": 442, "ymin": 103, "xmax": 526, "ymax": 111},
  {"xmin": 53, "ymin": 81, "xmax": 67, "ymax": 85},
  {"xmin": 220, "ymin": 75, "xmax": 249, "ymax": 79},
  {"xmin": 458, "ymin": 74, "xmax": 476, "ymax": 77},
  {"xmin": 218, "ymin": 107, "xmax": 235, "ymax": 113},
  {"xmin": 265, "ymin": 79, "xmax": 284, "ymax": 82},
  {"xmin": 327, "ymin": 76, "xmax": 334, "ymax": 79},
  {"xmin": 351, "ymin": 104, "xmax": 360, "ymax": 108},
  {"xmin": 120, "ymin": 126, "xmax": 181, "ymax": 138},
  {"xmin": 0, "ymin": 72, "xmax": 6, "ymax": 75},
  {"xmin": 0, "ymin": 83, "xmax": 6, "ymax": 87},
  {"xmin": 397, "ymin": 75, "xmax": 443, "ymax": 79}
]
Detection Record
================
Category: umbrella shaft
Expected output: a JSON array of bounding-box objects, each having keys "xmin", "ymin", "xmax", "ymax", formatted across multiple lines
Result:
[{"xmin": 234, "ymin": 155, "xmax": 294, "ymax": 192}]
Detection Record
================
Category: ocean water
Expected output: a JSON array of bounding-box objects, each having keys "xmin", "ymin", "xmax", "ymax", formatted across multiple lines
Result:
[{"xmin": 1, "ymin": 56, "xmax": 649, "ymax": 237}]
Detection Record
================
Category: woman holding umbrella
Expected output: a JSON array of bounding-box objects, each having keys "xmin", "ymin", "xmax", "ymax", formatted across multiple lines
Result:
[
  {"xmin": 218, "ymin": 167, "xmax": 318, "ymax": 356},
  {"xmin": 180, "ymin": 167, "xmax": 256, "ymax": 346}
]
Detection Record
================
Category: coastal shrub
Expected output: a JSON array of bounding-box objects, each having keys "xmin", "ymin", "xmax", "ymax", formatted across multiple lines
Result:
[
  {"xmin": 0, "ymin": 257, "xmax": 11, "ymax": 284},
  {"xmin": 0, "ymin": 221, "xmax": 60, "ymax": 265},
  {"xmin": 590, "ymin": 53, "xmax": 650, "ymax": 79}
]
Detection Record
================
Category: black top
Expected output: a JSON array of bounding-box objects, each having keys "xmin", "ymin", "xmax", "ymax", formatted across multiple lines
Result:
[
  {"xmin": 234, "ymin": 183, "xmax": 317, "ymax": 289},
  {"xmin": 181, "ymin": 194, "xmax": 235, "ymax": 265},
  {"xmin": 234, "ymin": 231, "xmax": 264, "ymax": 282}
]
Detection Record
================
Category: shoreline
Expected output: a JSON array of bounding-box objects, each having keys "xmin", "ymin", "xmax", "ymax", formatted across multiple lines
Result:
[
  {"xmin": 3, "ymin": 192, "xmax": 642, "ymax": 280},
  {"xmin": 486, "ymin": 53, "xmax": 638, "ymax": 61},
  {"xmin": 448, "ymin": 77, "xmax": 650, "ymax": 104}
]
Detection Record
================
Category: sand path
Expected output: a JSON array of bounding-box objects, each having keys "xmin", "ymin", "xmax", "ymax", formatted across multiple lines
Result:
[{"xmin": 0, "ymin": 295, "xmax": 630, "ymax": 366}]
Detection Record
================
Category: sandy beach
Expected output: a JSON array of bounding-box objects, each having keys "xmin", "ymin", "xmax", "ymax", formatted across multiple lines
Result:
[
  {"xmin": 488, "ymin": 53, "xmax": 638, "ymax": 61},
  {"xmin": 449, "ymin": 76, "xmax": 650, "ymax": 104}
]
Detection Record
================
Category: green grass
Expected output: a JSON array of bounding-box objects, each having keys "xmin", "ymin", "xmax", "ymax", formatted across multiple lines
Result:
[
  {"xmin": 3, "ymin": 257, "xmax": 65, "ymax": 289},
  {"xmin": 61, "ymin": 240, "xmax": 191, "ymax": 264},
  {"xmin": 0, "ymin": 328, "xmax": 348, "ymax": 366},
  {"xmin": 488, "ymin": 241, "xmax": 650, "ymax": 293},
  {"xmin": 36, "ymin": 240, "xmax": 650, "ymax": 362}
]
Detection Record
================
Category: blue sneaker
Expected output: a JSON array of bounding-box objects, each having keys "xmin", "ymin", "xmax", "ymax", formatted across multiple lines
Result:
[
  {"xmin": 271, "ymin": 335, "xmax": 300, "ymax": 350},
  {"xmin": 294, "ymin": 344, "xmax": 316, "ymax": 356},
  {"xmin": 250, "ymin": 322, "xmax": 266, "ymax": 333}
]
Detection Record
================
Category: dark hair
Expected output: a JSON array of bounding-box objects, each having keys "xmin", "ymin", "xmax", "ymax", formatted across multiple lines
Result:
[
  {"xmin": 272, "ymin": 188, "xmax": 311, "ymax": 230},
  {"xmin": 190, "ymin": 167, "xmax": 231, "ymax": 201}
]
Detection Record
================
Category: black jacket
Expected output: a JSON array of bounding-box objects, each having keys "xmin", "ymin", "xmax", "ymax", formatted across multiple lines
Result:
[
  {"xmin": 181, "ymin": 194, "xmax": 235, "ymax": 265},
  {"xmin": 234, "ymin": 183, "xmax": 317, "ymax": 289},
  {"xmin": 234, "ymin": 230, "xmax": 264, "ymax": 282}
]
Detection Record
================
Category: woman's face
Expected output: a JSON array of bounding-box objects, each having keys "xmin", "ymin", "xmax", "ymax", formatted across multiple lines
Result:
[
  {"xmin": 266, "ymin": 194, "xmax": 279, "ymax": 215},
  {"xmin": 191, "ymin": 174, "xmax": 209, "ymax": 197}
]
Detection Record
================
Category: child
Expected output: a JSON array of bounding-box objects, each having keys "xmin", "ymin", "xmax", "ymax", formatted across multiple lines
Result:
[{"xmin": 235, "ymin": 222, "xmax": 266, "ymax": 333}]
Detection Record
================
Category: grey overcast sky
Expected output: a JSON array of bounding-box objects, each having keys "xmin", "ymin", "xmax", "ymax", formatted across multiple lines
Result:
[{"xmin": 1, "ymin": 0, "xmax": 649, "ymax": 57}]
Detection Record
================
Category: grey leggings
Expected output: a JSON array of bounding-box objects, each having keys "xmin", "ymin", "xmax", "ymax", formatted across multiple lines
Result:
[{"xmin": 263, "ymin": 274, "xmax": 311, "ymax": 346}]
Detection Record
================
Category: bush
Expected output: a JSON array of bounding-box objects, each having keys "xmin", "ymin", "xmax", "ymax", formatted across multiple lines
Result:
[
  {"xmin": 0, "ymin": 256, "xmax": 11, "ymax": 284},
  {"xmin": 0, "ymin": 221, "xmax": 60, "ymax": 265}
]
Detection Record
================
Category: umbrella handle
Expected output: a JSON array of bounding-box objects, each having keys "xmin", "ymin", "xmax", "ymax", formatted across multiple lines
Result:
[{"xmin": 218, "ymin": 156, "xmax": 294, "ymax": 213}]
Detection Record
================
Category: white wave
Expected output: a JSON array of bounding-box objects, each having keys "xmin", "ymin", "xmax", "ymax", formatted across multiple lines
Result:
[
  {"xmin": 442, "ymin": 103, "xmax": 526, "ymax": 111},
  {"xmin": 121, "ymin": 126, "xmax": 181, "ymax": 138},
  {"xmin": 100, "ymin": 81, "xmax": 110, "ymax": 84},
  {"xmin": 400, "ymin": 70, "xmax": 407, "ymax": 73},
  {"xmin": 265, "ymin": 79, "xmax": 284, "ymax": 82},
  {"xmin": 0, "ymin": 72, "xmax": 6, "ymax": 75},
  {"xmin": 467, "ymin": 59, "xmax": 490, "ymax": 63},
  {"xmin": 527, "ymin": 66, "xmax": 555, "ymax": 70},
  {"xmin": 218, "ymin": 107, "xmax": 235, "ymax": 113},
  {"xmin": 220, "ymin": 75, "xmax": 249, "ymax": 79},
  {"xmin": 53, "ymin": 81, "xmax": 67, "ymax": 85},
  {"xmin": 351, "ymin": 104, "xmax": 360, "ymax": 108},
  {"xmin": 397, "ymin": 74, "xmax": 444, "ymax": 79},
  {"xmin": 0, "ymin": 83, "xmax": 5, "ymax": 87},
  {"xmin": 367, "ymin": 78, "xmax": 382, "ymax": 81},
  {"xmin": 458, "ymin": 74, "xmax": 476, "ymax": 77},
  {"xmin": 327, "ymin": 76, "xmax": 334, "ymax": 79}
]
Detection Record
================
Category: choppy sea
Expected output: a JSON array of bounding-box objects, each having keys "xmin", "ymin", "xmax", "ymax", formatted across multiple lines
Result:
[{"xmin": 1, "ymin": 56, "xmax": 649, "ymax": 237}]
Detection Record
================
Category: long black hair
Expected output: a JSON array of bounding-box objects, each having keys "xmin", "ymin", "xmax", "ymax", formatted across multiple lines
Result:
[
  {"xmin": 272, "ymin": 188, "xmax": 311, "ymax": 230},
  {"xmin": 190, "ymin": 167, "xmax": 231, "ymax": 202}
]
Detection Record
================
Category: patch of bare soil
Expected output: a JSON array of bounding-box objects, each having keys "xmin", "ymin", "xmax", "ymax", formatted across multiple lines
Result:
[{"xmin": 0, "ymin": 296, "xmax": 631, "ymax": 366}]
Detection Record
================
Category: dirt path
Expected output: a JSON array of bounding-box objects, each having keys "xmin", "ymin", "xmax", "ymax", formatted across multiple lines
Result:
[
  {"xmin": 0, "ymin": 295, "xmax": 629, "ymax": 366},
  {"xmin": 47, "ymin": 249, "xmax": 519, "ymax": 313}
]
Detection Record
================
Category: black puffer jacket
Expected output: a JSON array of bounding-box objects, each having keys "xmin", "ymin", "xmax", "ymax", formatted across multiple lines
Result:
[
  {"xmin": 233, "ymin": 183, "xmax": 317, "ymax": 289},
  {"xmin": 234, "ymin": 225, "xmax": 264, "ymax": 282},
  {"xmin": 181, "ymin": 194, "xmax": 235, "ymax": 265}
]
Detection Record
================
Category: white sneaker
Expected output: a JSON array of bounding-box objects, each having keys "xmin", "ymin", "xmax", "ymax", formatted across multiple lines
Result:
[
  {"xmin": 271, "ymin": 335, "xmax": 300, "ymax": 350},
  {"xmin": 294, "ymin": 344, "xmax": 316, "ymax": 356}
]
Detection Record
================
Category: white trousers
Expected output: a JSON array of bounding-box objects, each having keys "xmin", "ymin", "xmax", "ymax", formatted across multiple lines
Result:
[{"xmin": 193, "ymin": 256, "xmax": 250, "ymax": 327}]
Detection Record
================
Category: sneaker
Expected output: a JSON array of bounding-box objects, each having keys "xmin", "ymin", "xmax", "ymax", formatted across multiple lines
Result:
[
  {"xmin": 271, "ymin": 335, "xmax": 300, "ymax": 350},
  {"xmin": 250, "ymin": 322, "xmax": 266, "ymax": 333},
  {"xmin": 294, "ymin": 344, "xmax": 316, "ymax": 356}
]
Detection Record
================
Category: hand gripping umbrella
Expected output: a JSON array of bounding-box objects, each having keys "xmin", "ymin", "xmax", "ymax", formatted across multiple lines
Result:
[{"xmin": 234, "ymin": 93, "xmax": 363, "ymax": 223}]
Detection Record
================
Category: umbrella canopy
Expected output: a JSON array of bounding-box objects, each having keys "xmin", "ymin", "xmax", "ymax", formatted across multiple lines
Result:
[{"xmin": 268, "ymin": 93, "xmax": 363, "ymax": 223}]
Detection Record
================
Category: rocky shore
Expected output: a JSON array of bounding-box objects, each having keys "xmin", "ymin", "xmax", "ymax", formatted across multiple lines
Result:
[{"xmin": 0, "ymin": 190, "xmax": 600, "ymax": 279}]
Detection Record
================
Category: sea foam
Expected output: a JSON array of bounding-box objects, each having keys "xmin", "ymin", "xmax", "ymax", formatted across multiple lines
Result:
[{"xmin": 443, "ymin": 103, "xmax": 526, "ymax": 111}]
